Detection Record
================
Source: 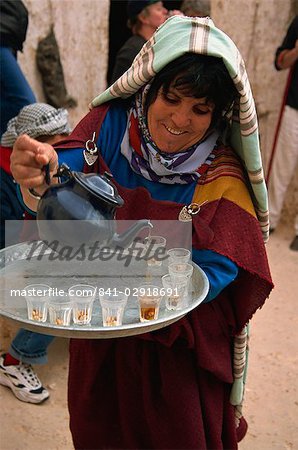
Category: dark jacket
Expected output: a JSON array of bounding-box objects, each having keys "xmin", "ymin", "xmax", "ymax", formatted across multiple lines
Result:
[
  {"xmin": 0, "ymin": 0, "xmax": 28, "ymax": 52},
  {"xmin": 275, "ymin": 15, "xmax": 298, "ymax": 110},
  {"xmin": 110, "ymin": 35, "xmax": 146, "ymax": 84}
]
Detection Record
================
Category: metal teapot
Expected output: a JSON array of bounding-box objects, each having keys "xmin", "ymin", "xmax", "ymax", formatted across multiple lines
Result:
[{"xmin": 36, "ymin": 163, "xmax": 152, "ymax": 249}]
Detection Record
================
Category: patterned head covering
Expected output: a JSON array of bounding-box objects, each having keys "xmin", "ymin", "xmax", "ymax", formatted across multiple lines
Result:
[
  {"xmin": 91, "ymin": 15, "xmax": 269, "ymax": 241},
  {"xmin": 1, "ymin": 102, "xmax": 71, "ymax": 147}
]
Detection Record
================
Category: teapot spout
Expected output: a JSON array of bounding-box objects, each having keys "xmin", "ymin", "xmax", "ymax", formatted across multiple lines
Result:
[{"xmin": 110, "ymin": 220, "xmax": 153, "ymax": 249}]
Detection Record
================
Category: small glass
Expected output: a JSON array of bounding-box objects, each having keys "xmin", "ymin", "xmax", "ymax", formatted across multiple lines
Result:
[
  {"xmin": 168, "ymin": 262, "xmax": 194, "ymax": 279},
  {"xmin": 48, "ymin": 295, "xmax": 72, "ymax": 326},
  {"xmin": 162, "ymin": 274, "xmax": 189, "ymax": 311},
  {"xmin": 137, "ymin": 284, "xmax": 163, "ymax": 322},
  {"xmin": 144, "ymin": 236, "xmax": 167, "ymax": 267},
  {"xmin": 99, "ymin": 290, "xmax": 128, "ymax": 327},
  {"xmin": 167, "ymin": 248, "xmax": 191, "ymax": 265},
  {"xmin": 68, "ymin": 284, "xmax": 97, "ymax": 325},
  {"xmin": 25, "ymin": 283, "xmax": 50, "ymax": 322}
]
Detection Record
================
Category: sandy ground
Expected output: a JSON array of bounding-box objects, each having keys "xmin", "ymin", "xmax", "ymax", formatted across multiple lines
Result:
[{"xmin": 0, "ymin": 223, "xmax": 297, "ymax": 450}]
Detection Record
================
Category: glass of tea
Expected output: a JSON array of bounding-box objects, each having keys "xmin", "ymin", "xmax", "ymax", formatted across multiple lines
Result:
[
  {"xmin": 25, "ymin": 283, "xmax": 50, "ymax": 322},
  {"xmin": 143, "ymin": 236, "xmax": 167, "ymax": 267},
  {"xmin": 99, "ymin": 290, "xmax": 128, "ymax": 327},
  {"xmin": 68, "ymin": 284, "xmax": 97, "ymax": 325},
  {"xmin": 48, "ymin": 295, "xmax": 72, "ymax": 326},
  {"xmin": 137, "ymin": 284, "xmax": 163, "ymax": 322}
]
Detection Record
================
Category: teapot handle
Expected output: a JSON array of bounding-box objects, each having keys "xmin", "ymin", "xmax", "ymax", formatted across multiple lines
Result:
[
  {"xmin": 28, "ymin": 162, "xmax": 73, "ymax": 200},
  {"xmin": 42, "ymin": 162, "xmax": 73, "ymax": 186}
]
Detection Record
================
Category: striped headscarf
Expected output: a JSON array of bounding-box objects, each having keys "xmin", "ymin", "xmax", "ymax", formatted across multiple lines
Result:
[{"xmin": 91, "ymin": 15, "xmax": 269, "ymax": 241}]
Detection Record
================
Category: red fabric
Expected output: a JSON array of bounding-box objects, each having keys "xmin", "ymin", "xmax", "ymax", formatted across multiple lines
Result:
[
  {"xmin": 87, "ymin": 154, "xmax": 272, "ymax": 333},
  {"xmin": 69, "ymin": 335, "xmax": 238, "ymax": 450},
  {"xmin": 4, "ymin": 353, "xmax": 20, "ymax": 365},
  {"xmin": 0, "ymin": 145, "xmax": 13, "ymax": 174},
  {"xmin": 53, "ymin": 103, "xmax": 110, "ymax": 151},
  {"xmin": 55, "ymin": 105, "xmax": 273, "ymax": 449}
]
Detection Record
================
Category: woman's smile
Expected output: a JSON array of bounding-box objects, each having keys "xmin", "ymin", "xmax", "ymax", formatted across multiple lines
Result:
[
  {"xmin": 163, "ymin": 124, "xmax": 185, "ymax": 136},
  {"xmin": 147, "ymin": 88, "xmax": 214, "ymax": 153}
]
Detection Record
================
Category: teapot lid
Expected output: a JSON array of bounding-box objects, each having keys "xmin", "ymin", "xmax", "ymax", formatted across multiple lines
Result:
[{"xmin": 74, "ymin": 171, "xmax": 124, "ymax": 207}]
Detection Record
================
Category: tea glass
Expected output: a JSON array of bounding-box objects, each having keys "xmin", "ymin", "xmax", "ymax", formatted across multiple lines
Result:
[
  {"xmin": 144, "ymin": 236, "xmax": 167, "ymax": 267},
  {"xmin": 25, "ymin": 283, "xmax": 50, "ymax": 322},
  {"xmin": 99, "ymin": 290, "xmax": 128, "ymax": 327},
  {"xmin": 167, "ymin": 248, "xmax": 191, "ymax": 266},
  {"xmin": 168, "ymin": 262, "xmax": 193, "ymax": 279},
  {"xmin": 48, "ymin": 294, "xmax": 72, "ymax": 326},
  {"xmin": 68, "ymin": 284, "xmax": 97, "ymax": 325},
  {"xmin": 162, "ymin": 274, "xmax": 189, "ymax": 311},
  {"xmin": 137, "ymin": 284, "xmax": 163, "ymax": 322}
]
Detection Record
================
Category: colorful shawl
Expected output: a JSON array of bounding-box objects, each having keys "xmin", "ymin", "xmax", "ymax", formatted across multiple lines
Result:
[{"xmin": 91, "ymin": 15, "xmax": 269, "ymax": 241}]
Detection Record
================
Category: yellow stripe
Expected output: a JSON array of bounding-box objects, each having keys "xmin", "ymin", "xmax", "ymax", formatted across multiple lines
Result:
[{"xmin": 193, "ymin": 176, "xmax": 257, "ymax": 218}]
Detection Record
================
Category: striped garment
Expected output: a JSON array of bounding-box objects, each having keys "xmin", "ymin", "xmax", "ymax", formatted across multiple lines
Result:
[{"xmin": 91, "ymin": 15, "xmax": 269, "ymax": 241}]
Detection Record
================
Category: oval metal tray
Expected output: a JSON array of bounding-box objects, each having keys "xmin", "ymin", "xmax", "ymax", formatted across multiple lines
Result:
[{"xmin": 0, "ymin": 242, "xmax": 209, "ymax": 338}]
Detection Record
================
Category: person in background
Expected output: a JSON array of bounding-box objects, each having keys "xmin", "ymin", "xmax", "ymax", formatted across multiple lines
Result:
[
  {"xmin": 110, "ymin": 0, "xmax": 182, "ymax": 84},
  {"xmin": 267, "ymin": 15, "xmax": 298, "ymax": 251},
  {"xmin": 180, "ymin": 0, "xmax": 211, "ymax": 17},
  {"xmin": 11, "ymin": 16, "xmax": 273, "ymax": 448},
  {"xmin": 0, "ymin": 102, "xmax": 71, "ymax": 404},
  {"xmin": 0, "ymin": 0, "xmax": 36, "ymax": 137}
]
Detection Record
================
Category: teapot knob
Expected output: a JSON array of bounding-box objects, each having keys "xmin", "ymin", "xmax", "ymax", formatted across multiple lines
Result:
[{"xmin": 55, "ymin": 163, "xmax": 73, "ymax": 179}]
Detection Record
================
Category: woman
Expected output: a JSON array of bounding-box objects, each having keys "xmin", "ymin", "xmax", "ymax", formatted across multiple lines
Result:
[{"xmin": 11, "ymin": 16, "xmax": 273, "ymax": 450}]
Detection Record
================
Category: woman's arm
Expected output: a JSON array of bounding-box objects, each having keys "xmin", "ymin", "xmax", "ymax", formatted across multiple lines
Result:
[{"xmin": 192, "ymin": 248, "xmax": 239, "ymax": 303}]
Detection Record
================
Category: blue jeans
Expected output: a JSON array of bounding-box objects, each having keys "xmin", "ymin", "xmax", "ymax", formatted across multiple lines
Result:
[
  {"xmin": 9, "ymin": 329, "xmax": 55, "ymax": 365},
  {"xmin": 0, "ymin": 47, "xmax": 36, "ymax": 137}
]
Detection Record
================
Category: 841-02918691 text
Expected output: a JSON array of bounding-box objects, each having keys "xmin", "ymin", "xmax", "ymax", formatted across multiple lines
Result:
[{"xmin": 97, "ymin": 286, "xmax": 179, "ymax": 298}]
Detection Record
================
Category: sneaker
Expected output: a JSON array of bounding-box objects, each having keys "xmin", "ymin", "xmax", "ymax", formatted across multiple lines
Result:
[{"xmin": 0, "ymin": 354, "xmax": 49, "ymax": 404}]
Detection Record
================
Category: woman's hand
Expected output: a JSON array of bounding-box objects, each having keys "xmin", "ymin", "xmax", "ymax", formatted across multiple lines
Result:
[
  {"xmin": 11, "ymin": 134, "xmax": 59, "ymax": 190},
  {"xmin": 10, "ymin": 134, "xmax": 59, "ymax": 211}
]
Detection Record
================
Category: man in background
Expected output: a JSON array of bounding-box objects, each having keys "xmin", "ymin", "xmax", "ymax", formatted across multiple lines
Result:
[
  {"xmin": 267, "ymin": 16, "xmax": 298, "ymax": 251},
  {"xmin": 110, "ymin": 1, "xmax": 182, "ymax": 84}
]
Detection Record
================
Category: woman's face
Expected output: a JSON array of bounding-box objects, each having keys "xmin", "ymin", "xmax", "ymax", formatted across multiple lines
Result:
[{"xmin": 147, "ymin": 87, "xmax": 214, "ymax": 153}]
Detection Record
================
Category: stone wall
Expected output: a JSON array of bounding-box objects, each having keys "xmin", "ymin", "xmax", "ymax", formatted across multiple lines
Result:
[
  {"xmin": 19, "ymin": 0, "xmax": 294, "ymax": 163},
  {"xmin": 20, "ymin": 0, "xmax": 297, "ymax": 176},
  {"xmin": 211, "ymin": 0, "xmax": 297, "ymax": 225},
  {"xmin": 212, "ymin": 0, "xmax": 293, "ymax": 167},
  {"xmin": 19, "ymin": 0, "xmax": 110, "ymax": 126}
]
